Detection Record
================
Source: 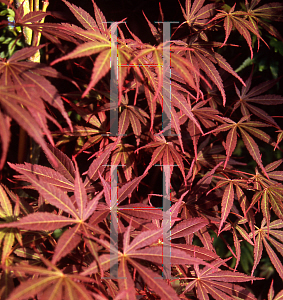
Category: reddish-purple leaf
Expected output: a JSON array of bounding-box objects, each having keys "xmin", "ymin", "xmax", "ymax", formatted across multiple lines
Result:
[
  {"xmin": 0, "ymin": 212, "xmax": 75, "ymax": 231},
  {"xmin": 118, "ymin": 258, "xmax": 136, "ymax": 300},
  {"xmin": 172, "ymin": 243, "xmax": 219, "ymax": 261},
  {"xmin": 269, "ymin": 191, "xmax": 283, "ymax": 221},
  {"xmin": 219, "ymin": 182, "xmax": 234, "ymax": 233},
  {"xmin": 6, "ymin": 276, "xmax": 59, "ymax": 300},
  {"xmin": 20, "ymin": 11, "xmax": 50, "ymax": 23},
  {"xmin": 265, "ymin": 159, "xmax": 283, "ymax": 173},
  {"xmin": 55, "ymin": 42, "xmax": 110, "ymax": 65},
  {"xmin": 10, "ymin": 162, "xmax": 74, "ymax": 191},
  {"xmin": 118, "ymin": 109, "xmax": 130, "ymax": 136},
  {"xmin": 202, "ymin": 281, "xmax": 257, "ymax": 300},
  {"xmin": 261, "ymin": 190, "xmax": 270, "ymax": 232},
  {"xmin": 232, "ymin": 227, "xmax": 241, "ymax": 270},
  {"xmin": 196, "ymin": 281, "xmax": 209, "ymax": 300},
  {"xmin": 52, "ymin": 224, "xmax": 82, "ymax": 264},
  {"xmin": 83, "ymin": 191, "xmax": 103, "ymax": 221},
  {"xmin": 142, "ymin": 12, "xmax": 161, "ymax": 43},
  {"xmin": 117, "ymin": 174, "xmax": 145, "ymax": 205},
  {"xmin": 240, "ymin": 128, "xmax": 268, "ymax": 177},
  {"xmin": 119, "ymin": 203, "xmax": 163, "ymax": 220},
  {"xmin": 46, "ymin": 144, "xmax": 75, "ymax": 183},
  {"xmin": 9, "ymin": 164, "xmax": 78, "ymax": 217},
  {"xmin": 252, "ymin": 232, "xmax": 263, "ymax": 276},
  {"xmin": 0, "ymin": 111, "xmax": 10, "ymax": 170},
  {"xmin": 125, "ymin": 228, "xmax": 163, "ymax": 253},
  {"xmin": 62, "ymin": 0, "xmax": 98, "ymax": 31},
  {"xmin": 170, "ymin": 217, "xmax": 208, "ymax": 240},
  {"xmin": 202, "ymin": 270, "xmax": 256, "ymax": 282},
  {"xmin": 274, "ymin": 290, "xmax": 283, "ymax": 300},
  {"xmin": 92, "ymin": 0, "xmax": 107, "ymax": 35},
  {"xmin": 82, "ymin": 49, "xmax": 111, "ymax": 98},
  {"xmin": 263, "ymin": 238, "xmax": 283, "ymax": 280},
  {"xmin": 194, "ymin": 51, "xmax": 226, "ymax": 105},
  {"xmin": 128, "ymin": 259, "xmax": 179, "ymax": 300},
  {"xmin": 1, "ymin": 99, "xmax": 57, "ymax": 167},
  {"xmin": 84, "ymin": 141, "xmax": 117, "ymax": 187},
  {"xmin": 224, "ymin": 127, "xmax": 237, "ymax": 169},
  {"xmin": 73, "ymin": 160, "xmax": 88, "ymax": 219}
]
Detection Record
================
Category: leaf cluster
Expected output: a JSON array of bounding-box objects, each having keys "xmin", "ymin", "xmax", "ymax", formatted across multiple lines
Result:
[{"xmin": 0, "ymin": 0, "xmax": 283, "ymax": 299}]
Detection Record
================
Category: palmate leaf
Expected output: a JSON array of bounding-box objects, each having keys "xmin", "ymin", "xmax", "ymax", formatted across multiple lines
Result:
[
  {"xmin": 1, "ymin": 0, "xmax": 282, "ymax": 298},
  {"xmin": 209, "ymin": 4, "xmax": 264, "ymax": 58},
  {"xmin": 0, "ymin": 89, "xmax": 58, "ymax": 168},
  {"xmin": 179, "ymin": 0, "xmax": 216, "ymax": 28},
  {"xmin": 133, "ymin": 40, "xmax": 221, "ymax": 122},
  {"xmin": 111, "ymin": 143, "xmax": 137, "ymax": 182},
  {"xmin": 182, "ymin": 260, "xmax": 260, "ymax": 300},
  {"xmin": 251, "ymin": 219, "xmax": 283, "ymax": 280},
  {"xmin": 193, "ymin": 50, "xmax": 226, "ymax": 105},
  {"xmin": 0, "ymin": 46, "xmax": 72, "ymax": 167},
  {"xmin": 84, "ymin": 140, "xmax": 119, "ymax": 188},
  {"xmin": 5, "ymin": 261, "xmax": 95, "ymax": 300},
  {"xmin": 1, "ymin": 48, "xmax": 72, "ymax": 130},
  {"xmin": 185, "ymin": 41, "xmax": 245, "ymax": 106},
  {"xmin": 140, "ymin": 134, "xmax": 186, "ymax": 179},
  {"xmin": 118, "ymin": 97, "xmax": 149, "ymax": 144},
  {"xmin": 244, "ymin": 1, "xmax": 283, "ymax": 41},
  {"xmin": 87, "ymin": 169, "xmax": 147, "ymax": 234},
  {"xmin": 132, "ymin": 45, "xmax": 202, "ymax": 131},
  {"xmin": 221, "ymin": 217, "xmax": 255, "ymax": 271},
  {"xmin": 247, "ymin": 160, "xmax": 283, "ymax": 226},
  {"xmin": 53, "ymin": 45, "xmax": 117, "ymax": 100},
  {"xmin": 8, "ymin": 163, "xmax": 78, "ymax": 217},
  {"xmin": 128, "ymin": 259, "xmax": 179, "ymax": 300},
  {"xmin": 3, "ymin": 0, "xmax": 76, "ymax": 44},
  {"xmin": 54, "ymin": 107, "xmax": 109, "ymax": 155},
  {"xmin": 139, "ymin": 61, "xmax": 204, "ymax": 140},
  {"xmin": 51, "ymin": 0, "xmax": 130, "ymax": 99},
  {"xmin": 1, "ymin": 159, "xmax": 105, "ymax": 264},
  {"xmin": 233, "ymin": 72, "xmax": 283, "ymax": 127},
  {"xmin": 185, "ymin": 101, "xmax": 223, "ymax": 159},
  {"xmin": 207, "ymin": 116, "xmax": 272, "ymax": 177},
  {"xmin": 211, "ymin": 178, "xmax": 254, "ymax": 236},
  {"xmin": 131, "ymin": 45, "xmax": 175, "ymax": 109},
  {"xmin": 83, "ymin": 226, "xmax": 214, "ymax": 300}
]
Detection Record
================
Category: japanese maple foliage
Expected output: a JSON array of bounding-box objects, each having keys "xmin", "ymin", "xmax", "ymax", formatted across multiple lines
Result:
[{"xmin": 0, "ymin": 0, "xmax": 283, "ymax": 299}]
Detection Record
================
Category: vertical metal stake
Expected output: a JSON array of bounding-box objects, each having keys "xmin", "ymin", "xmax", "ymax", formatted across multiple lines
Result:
[
  {"xmin": 110, "ymin": 164, "xmax": 118, "ymax": 278},
  {"xmin": 109, "ymin": 22, "xmax": 119, "ymax": 136},
  {"xmin": 162, "ymin": 165, "xmax": 171, "ymax": 278}
]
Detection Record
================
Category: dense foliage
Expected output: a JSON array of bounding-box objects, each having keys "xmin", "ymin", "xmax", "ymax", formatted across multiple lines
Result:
[{"xmin": 1, "ymin": 0, "xmax": 283, "ymax": 299}]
